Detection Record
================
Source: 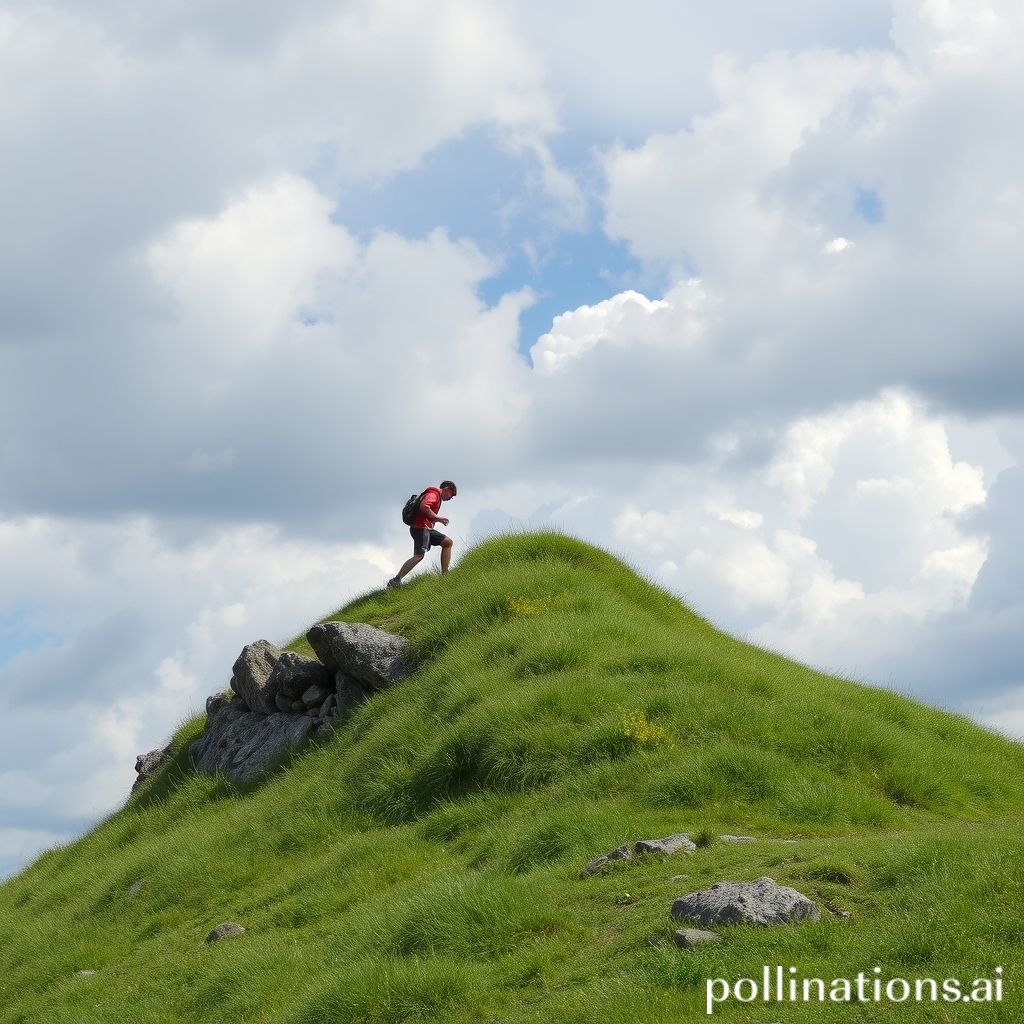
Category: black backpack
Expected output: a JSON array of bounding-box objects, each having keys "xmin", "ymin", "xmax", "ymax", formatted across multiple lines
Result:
[{"xmin": 402, "ymin": 491, "xmax": 426, "ymax": 525}]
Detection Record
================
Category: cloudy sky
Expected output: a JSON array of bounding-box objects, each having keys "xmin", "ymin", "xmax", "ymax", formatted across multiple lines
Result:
[{"xmin": 2, "ymin": 0, "xmax": 1022, "ymax": 879}]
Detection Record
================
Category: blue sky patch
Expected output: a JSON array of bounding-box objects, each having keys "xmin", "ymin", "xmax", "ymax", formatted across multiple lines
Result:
[
  {"xmin": 479, "ymin": 228, "xmax": 652, "ymax": 358},
  {"xmin": 856, "ymin": 186, "xmax": 884, "ymax": 223},
  {"xmin": 0, "ymin": 606, "xmax": 58, "ymax": 668},
  {"xmin": 330, "ymin": 127, "xmax": 530, "ymax": 243},
  {"xmin": 329, "ymin": 128, "xmax": 655, "ymax": 359}
]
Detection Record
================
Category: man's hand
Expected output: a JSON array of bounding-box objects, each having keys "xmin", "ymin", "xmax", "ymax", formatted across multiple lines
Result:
[{"xmin": 438, "ymin": 517, "xmax": 449, "ymax": 526}]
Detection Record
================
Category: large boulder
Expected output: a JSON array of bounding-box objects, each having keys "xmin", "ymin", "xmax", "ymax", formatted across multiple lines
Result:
[
  {"xmin": 230, "ymin": 640, "xmax": 282, "ymax": 715},
  {"xmin": 306, "ymin": 622, "xmax": 413, "ymax": 690},
  {"xmin": 672, "ymin": 877, "xmax": 820, "ymax": 927},
  {"xmin": 267, "ymin": 651, "xmax": 333, "ymax": 700},
  {"xmin": 189, "ymin": 702, "xmax": 319, "ymax": 783}
]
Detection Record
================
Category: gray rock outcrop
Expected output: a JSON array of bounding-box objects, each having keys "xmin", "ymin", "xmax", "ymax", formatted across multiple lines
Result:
[
  {"xmin": 306, "ymin": 621, "xmax": 413, "ymax": 690},
  {"xmin": 190, "ymin": 703, "xmax": 319, "ymax": 783},
  {"xmin": 168, "ymin": 622, "xmax": 411, "ymax": 787},
  {"xmin": 672, "ymin": 877, "xmax": 820, "ymax": 926}
]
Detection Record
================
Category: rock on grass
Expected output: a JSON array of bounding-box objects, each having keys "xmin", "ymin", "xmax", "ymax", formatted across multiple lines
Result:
[
  {"xmin": 205, "ymin": 922, "xmax": 246, "ymax": 943},
  {"xmin": 672, "ymin": 876, "xmax": 820, "ymax": 926}
]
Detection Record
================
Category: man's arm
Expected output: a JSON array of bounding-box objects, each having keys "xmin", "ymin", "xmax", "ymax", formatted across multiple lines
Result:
[{"xmin": 419, "ymin": 492, "xmax": 448, "ymax": 526}]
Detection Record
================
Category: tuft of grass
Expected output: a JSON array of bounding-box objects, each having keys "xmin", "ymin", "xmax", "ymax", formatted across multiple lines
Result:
[{"xmin": 692, "ymin": 828, "xmax": 715, "ymax": 848}]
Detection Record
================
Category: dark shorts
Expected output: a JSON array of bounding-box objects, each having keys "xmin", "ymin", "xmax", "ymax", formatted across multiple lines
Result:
[{"xmin": 411, "ymin": 527, "xmax": 447, "ymax": 556}]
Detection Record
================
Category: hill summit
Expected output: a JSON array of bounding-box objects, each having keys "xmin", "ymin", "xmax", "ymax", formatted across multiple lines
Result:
[{"xmin": 2, "ymin": 532, "xmax": 1021, "ymax": 1022}]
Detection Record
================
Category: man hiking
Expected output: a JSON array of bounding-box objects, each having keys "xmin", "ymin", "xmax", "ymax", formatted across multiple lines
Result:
[{"xmin": 388, "ymin": 480, "xmax": 457, "ymax": 588}]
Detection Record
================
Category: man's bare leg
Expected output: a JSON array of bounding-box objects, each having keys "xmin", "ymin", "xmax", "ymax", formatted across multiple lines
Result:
[
  {"xmin": 441, "ymin": 539, "xmax": 453, "ymax": 572},
  {"xmin": 395, "ymin": 553, "xmax": 424, "ymax": 581}
]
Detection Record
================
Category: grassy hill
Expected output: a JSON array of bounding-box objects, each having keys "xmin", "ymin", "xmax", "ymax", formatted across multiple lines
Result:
[{"xmin": 1, "ymin": 532, "xmax": 1021, "ymax": 1022}]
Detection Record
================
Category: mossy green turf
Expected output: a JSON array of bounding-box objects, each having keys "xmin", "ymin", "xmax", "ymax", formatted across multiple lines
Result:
[{"xmin": 1, "ymin": 532, "xmax": 1021, "ymax": 1022}]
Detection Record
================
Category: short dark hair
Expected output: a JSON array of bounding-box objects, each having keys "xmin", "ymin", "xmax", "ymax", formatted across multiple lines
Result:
[{"xmin": 440, "ymin": 479, "xmax": 458, "ymax": 495}]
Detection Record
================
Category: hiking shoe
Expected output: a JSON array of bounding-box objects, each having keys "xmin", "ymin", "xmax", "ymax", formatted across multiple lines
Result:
[{"xmin": 386, "ymin": 576, "xmax": 402, "ymax": 589}]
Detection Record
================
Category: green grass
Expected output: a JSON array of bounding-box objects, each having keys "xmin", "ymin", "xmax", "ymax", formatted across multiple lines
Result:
[{"xmin": 1, "ymin": 531, "xmax": 1021, "ymax": 1022}]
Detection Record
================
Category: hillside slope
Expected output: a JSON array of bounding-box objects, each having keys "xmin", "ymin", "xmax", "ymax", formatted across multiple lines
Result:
[{"xmin": 2, "ymin": 532, "xmax": 1021, "ymax": 1022}]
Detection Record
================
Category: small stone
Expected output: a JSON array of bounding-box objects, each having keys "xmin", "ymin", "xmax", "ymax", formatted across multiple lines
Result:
[
  {"xmin": 719, "ymin": 835, "xmax": 756, "ymax": 843},
  {"xmin": 825, "ymin": 900, "xmax": 852, "ymax": 919},
  {"xmin": 128, "ymin": 880, "xmax": 144, "ymax": 895},
  {"xmin": 301, "ymin": 683, "xmax": 331, "ymax": 708},
  {"xmin": 615, "ymin": 892, "xmax": 634, "ymax": 906},
  {"xmin": 635, "ymin": 833, "xmax": 697, "ymax": 856},
  {"xmin": 205, "ymin": 692, "xmax": 232, "ymax": 716},
  {"xmin": 673, "ymin": 928, "xmax": 721, "ymax": 949},
  {"xmin": 132, "ymin": 745, "xmax": 173, "ymax": 794},
  {"xmin": 581, "ymin": 843, "xmax": 633, "ymax": 877},
  {"xmin": 205, "ymin": 922, "xmax": 246, "ymax": 943},
  {"xmin": 74, "ymin": 970, "xmax": 97, "ymax": 978}
]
